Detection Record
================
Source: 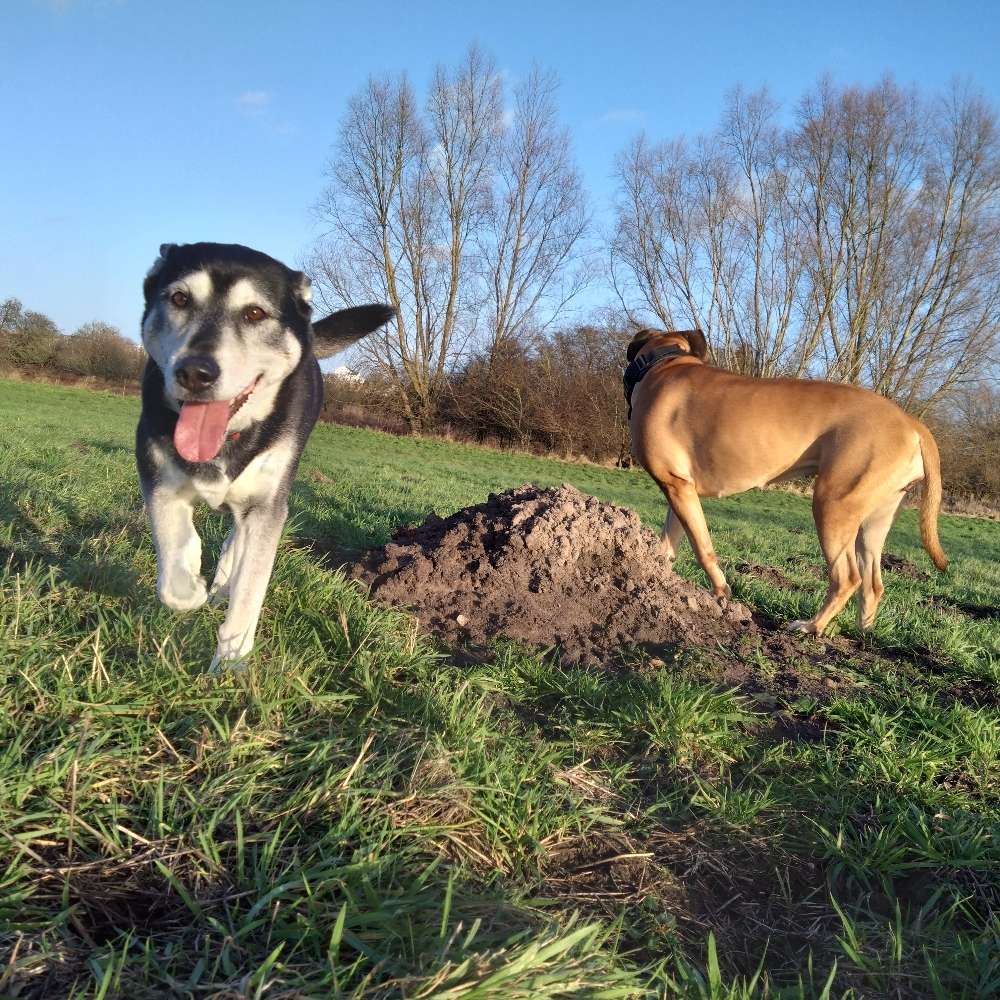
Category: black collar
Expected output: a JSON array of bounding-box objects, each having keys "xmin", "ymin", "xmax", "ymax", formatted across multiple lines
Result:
[{"xmin": 623, "ymin": 345, "xmax": 689, "ymax": 417}]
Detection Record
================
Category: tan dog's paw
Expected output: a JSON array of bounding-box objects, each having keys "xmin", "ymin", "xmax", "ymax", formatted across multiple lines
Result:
[
  {"xmin": 785, "ymin": 619, "xmax": 818, "ymax": 635},
  {"xmin": 712, "ymin": 584, "xmax": 732, "ymax": 608}
]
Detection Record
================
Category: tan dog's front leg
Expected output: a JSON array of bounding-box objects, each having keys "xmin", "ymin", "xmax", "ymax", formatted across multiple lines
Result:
[{"xmin": 663, "ymin": 480, "xmax": 730, "ymax": 600}]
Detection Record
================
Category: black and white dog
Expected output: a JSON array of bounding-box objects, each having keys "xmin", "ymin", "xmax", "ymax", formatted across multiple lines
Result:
[{"xmin": 137, "ymin": 242, "xmax": 393, "ymax": 671}]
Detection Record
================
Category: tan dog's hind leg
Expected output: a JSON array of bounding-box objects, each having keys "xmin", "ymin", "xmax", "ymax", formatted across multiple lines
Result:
[
  {"xmin": 659, "ymin": 504, "xmax": 686, "ymax": 569},
  {"xmin": 660, "ymin": 480, "xmax": 731, "ymax": 600},
  {"xmin": 855, "ymin": 492, "xmax": 905, "ymax": 630},
  {"xmin": 788, "ymin": 491, "xmax": 864, "ymax": 635}
]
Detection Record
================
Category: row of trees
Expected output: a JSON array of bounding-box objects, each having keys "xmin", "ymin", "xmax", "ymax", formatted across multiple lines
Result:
[
  {"xmin": 0, "ymin": 298, "xmax": 144, "ymax": 381},
  {"xmin": 309, "ymin": 49, "xmax": 1000, "ymax": 430},
  {"xmin": 4, "ymin": 283, "xmax": 995, "ymax": 499},
  {"xmin": 319, "ymin": 322, "xmax": 999, "ymax": 501}
]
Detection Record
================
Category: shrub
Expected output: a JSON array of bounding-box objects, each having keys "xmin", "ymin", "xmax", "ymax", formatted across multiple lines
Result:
[
  {"xmin": 441, "ymin": 325, "xmax": 632, "ymax": 462},
  {"xmin": 53, "ymin": 322, "xmax": 145, "ymax": 381},
  {"xmin": 320, "ymin": 372, "xmax": 410, "ymax": 435},
  {"xmin": 931, "ymin": 387, "xmax": 1000, "ymax": 501},
  {"xmin": 0, "ymin": 303, "xmax": 59, "ymax": 368}
]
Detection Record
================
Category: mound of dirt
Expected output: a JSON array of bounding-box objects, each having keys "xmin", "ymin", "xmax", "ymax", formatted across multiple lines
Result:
[{"xmin": 352, "ymin": 484, "xmax": 756, "ymax": 667}]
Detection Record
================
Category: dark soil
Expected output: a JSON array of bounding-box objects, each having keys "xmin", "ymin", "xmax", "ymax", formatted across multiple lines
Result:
[
  {"xmin": 350, "ymin": 484, "xmax": 942, "ymax": 706},
  {"xmin": 540, "ymin": 823, "xmax": 834, "ymax": 976},
  {"xmin": 881, "ymin": 552, "xmax": 931, "ymax": 581},
  {"xmin": 737, "ymin": 561, "xmax": 797, "ymax": 589},
  {"xmin": 352, "ymin": 484, "xmax": 756, "ymax": 668}
]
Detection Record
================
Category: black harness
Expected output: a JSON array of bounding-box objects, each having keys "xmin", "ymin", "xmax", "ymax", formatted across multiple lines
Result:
[{"xmin": 623, "ymin": 345, "xmax": 689, "ymax": 418}]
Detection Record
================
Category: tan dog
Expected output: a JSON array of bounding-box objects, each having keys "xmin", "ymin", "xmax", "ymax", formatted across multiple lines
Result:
[{"xmin": 626, "ymin": 329, "xmax": 948, "ymax": 635}]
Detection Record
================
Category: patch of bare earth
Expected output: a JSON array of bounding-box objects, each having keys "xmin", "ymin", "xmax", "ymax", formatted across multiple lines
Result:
[
  {"xmin": 880, "ymin": 552, "xmax": 931, "ymax": 581},
  {"xmin": 9, "ymin": 844, "xmax": 231, "ymax": 997},
  {"xmin": 540, "ymin": 766, "xmax": 835, "ymax": 975},
  {"xmin": 736, "ymin": 561, "xmax": 797, "ymax": 589},
  {"xmin": 353, "ymin": 484, "xmax": 756, "ymax": 669}
]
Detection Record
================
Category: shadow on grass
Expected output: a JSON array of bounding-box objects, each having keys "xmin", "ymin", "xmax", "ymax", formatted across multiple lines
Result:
[
  {"xmin": 289, "ymin": 478, "xmax": 430, "ymax": 553},
  {"xmin": 0, "ymin": 462, "xmax": 144, "ymax": 601}
]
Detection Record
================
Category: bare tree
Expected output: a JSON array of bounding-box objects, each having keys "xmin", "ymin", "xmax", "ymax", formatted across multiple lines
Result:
[
  {"xmin": 720, "ymin": 88, "xmax": 809, "ymax": 376},
  {"xmin": 1, "ymin": 298, "xmax": 23, "ymax": 335},
  {"xmin": 611, "ymin": 90, "xmax": 811, "ymax": 377},
  {"xmin": 789, "ymin": 78, "xmax": 1000, "ymax": 410},
  {"xmin": 309, "ymin": 48, "xmax": 589, "ymax": 429},
  {"xmin": 309, "ymin": 47, "xmax": 503, "ymax": 429},
  {"xmin": 479, "ymin": 65, "xmax": 590, "ymax": 358},
  {"xmin": 423, "ymin": 46, "xmax": 502, "ymax": 378},
  {"xmin": 307, "ymin": 72, "xmax": 428, "ymax": 426}
]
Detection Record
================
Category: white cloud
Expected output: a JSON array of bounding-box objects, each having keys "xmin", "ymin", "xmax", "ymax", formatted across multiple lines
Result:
[
  {"xmin": 594, "ymin": 108, "xmax": 645, "ymax": 125},
  {"xmin": 237, "ymin": 90, "xmax": 272, "ymax": 113},
  {"xmin": 234, "ymin": 90, "xmax": 298, "ymax": 137}
]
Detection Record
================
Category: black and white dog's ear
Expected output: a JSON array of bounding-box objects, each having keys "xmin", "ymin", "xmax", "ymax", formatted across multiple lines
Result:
[
  {"xmin": 143, "ymin": 243, "xmax": 178, "ymax": 305},
  {"xmin": 293, "ymin": 272, "xmax": 314, "ymax": 316},
  {"xmin": 684, "ymin": 329, "xmax": 708, "ymax": 360},
  {"xmin": 312, "ymin": 304, "xmax": 395, "ymax": 359}
]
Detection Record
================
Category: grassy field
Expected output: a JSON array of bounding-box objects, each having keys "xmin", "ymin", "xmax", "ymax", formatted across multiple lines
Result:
[{"xmin": 1, "ymin": 377, "xmax": 998, "ymax": 999}]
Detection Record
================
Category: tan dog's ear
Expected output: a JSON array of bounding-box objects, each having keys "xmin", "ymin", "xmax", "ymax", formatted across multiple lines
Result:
[
  {"xmin": 626, "ymin": 331, "xmax": 652, "ymax": 364},
  {"xmin": 683, "ymin": 329, "xmax": 708, "ymax": 359}
]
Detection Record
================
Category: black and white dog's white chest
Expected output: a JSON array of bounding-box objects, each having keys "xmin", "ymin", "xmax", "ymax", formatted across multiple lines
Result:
[{"xmin": 153, "ymin": 440, "xmax": 298, "ymax": 512}]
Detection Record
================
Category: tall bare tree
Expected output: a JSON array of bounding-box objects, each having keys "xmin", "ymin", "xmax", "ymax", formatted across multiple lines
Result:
[
  {"xmin": 422, "ymin": 46, "xmax": 502, "ymax": 381},
  {"xmin": 791, "ymin": 78, "xmax": 1000, "ymax": 410},
  {"xmin": 308, "ymin": 48, "xmax": 501, "ymax": 429},
  {"xmin": 611, "ymin": 90, "xmax": 810, "ymax": 377},
  {"xmin": 307, "ymin": 72, "xmax": 429, "ymax": 426},
  {"xmin": 479, "ymin": 66, "xmax": 590, "ymax": 358}
]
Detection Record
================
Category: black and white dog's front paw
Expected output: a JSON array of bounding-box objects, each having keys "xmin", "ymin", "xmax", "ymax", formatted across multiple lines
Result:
[
  {"xmin": 158, "ymin": 573, "xmax": 209, "ymax": 612},
  {"xmin": 208, "ymin": 628, "xmax": 254, "ymax": 673}
]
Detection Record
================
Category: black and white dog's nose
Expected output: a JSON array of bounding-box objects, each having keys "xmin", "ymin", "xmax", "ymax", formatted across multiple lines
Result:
[{"xmin": 175, "ymin": 355, "xmax": 220, "ymax": 392}]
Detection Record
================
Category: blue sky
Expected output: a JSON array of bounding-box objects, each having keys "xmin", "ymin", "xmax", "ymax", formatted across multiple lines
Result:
[{"xmin": 4, "ymin": 0, "xmax": 1000, "ymax": 339}]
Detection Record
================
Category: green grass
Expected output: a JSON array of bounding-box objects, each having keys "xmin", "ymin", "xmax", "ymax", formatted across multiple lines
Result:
[{"xmin": 0, "ymin": 377, "xmax": 998, "ymax": 998}]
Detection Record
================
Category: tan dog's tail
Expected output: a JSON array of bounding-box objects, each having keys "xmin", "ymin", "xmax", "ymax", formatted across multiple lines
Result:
[{"xmin": 916, "ymin": 423, "xmax": 948, "ymax": 571}]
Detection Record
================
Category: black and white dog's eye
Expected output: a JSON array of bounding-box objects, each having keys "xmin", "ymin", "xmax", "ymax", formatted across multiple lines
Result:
[
  {"xmin": 170, "ymin": 290, "xmax": 189, "ymax": 308},
  {"xmin": 244, "ymin": 305, "xmax": 268, "ymax": 323}
]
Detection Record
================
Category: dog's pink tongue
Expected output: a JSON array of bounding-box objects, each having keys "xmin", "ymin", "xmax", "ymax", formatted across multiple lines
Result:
[{"xmin": 174, "ymin": 401, "xmax": 231, "ymax": 462}]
